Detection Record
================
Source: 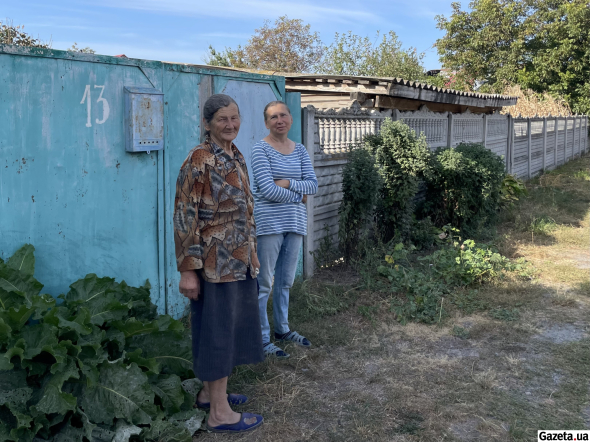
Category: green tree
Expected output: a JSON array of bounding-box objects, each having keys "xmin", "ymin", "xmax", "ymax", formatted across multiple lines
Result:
[
  {"xmin": 0, "ymin": 20, "xmax": 50, "ymax": 48},
  {"xmin": 68, "ymin": 42, "xmax": 95, "ymax": 54},
  {"xmin": 206, "ymin": 16, "xmax": 323, "ymax": 72},
  {"xmin": 320, "ymin": 31, "xmax": 442, "ymax": 84},
  {"xmin": 436, "ymin": 0, "xmax": 590, "ymax": 113}
]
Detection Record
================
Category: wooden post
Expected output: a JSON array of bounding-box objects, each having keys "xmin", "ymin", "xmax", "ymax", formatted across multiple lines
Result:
[
  {"xmin": 577, "ymin": 116, "xmax": 581, "ymax": 157},
  {"xmin": 302, "ymin": 106, "xmax": 316, "ymax": 279},
  {"xmin": 572, "ymin": 116, "xmax": 577, "ymax": 158},
  {"xmin": 554, "ymin": 117, "xmax": 558, "ymax": 168},
  {"xmin": 482, "ymin": 114, "xmax": 488, "ymax": 148},
  {"xmin": 527, "ymin": 118, "xmax": 532, "ymax": 178},
  {"xmin": 542, "ymin": 117, "xmax": 547, "ymax": 172},
  {"xmin": 509, "ymin": 116, "xmax": 515, "ymax": 174},
  {"xmin": 506, "ymin": 115, "xmax": 512, "ymax": 173},
  {"xmin": 586, "ymin": 117, "xmax": 588, "ymax": 153},
  {"xmin": 447, "ymin": 113, "xmax": 454, "ymax": 148},
  {"xmin": 563, "ymin": 117, "xmax": 568, "ymax": 164}
]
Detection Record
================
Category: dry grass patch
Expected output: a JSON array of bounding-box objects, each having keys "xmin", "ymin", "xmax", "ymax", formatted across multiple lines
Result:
[{"xmin": 192, "ymin": 156, "xmax": 590, "ymax": 442}]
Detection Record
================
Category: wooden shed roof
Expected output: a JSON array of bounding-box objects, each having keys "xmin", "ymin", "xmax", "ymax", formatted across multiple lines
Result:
[{"xmin": 284, "ymin": 74, "xmax": 518, "ymax": 110}]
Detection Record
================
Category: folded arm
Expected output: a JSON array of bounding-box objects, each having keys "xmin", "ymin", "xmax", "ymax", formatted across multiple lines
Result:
[{"xmin": 252, "ymin": 147, "xmax": 303, "ymax": 203}]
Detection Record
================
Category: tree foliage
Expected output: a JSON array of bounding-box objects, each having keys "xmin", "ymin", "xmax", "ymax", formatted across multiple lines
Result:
[
  {"xmin": 0, "ymin": 20, "xmax": 50, "ymax": 48},
  {"xmin": 436, "ymin": 0, "xmax": 590, "ymax": 113},
  {"xmin": 206, "ymin": 16, "xmax": 323, "ymax": 72},
  {"xmin": 365, "ymin": 121, "xmax": 433, "ymax": 242},
  {"xmin": 422, "ymin": 143, "xmax": 506, "ymax": 235},
  {"xmin": 338, "ymin": 147, "xmax": 382, "ymax": 261},
  {"xmin": 319, "ymin": 31, "xmax": 435, "ymax": 83},
  {"xmin": 68, "ymin": 42, "xmax": 96, "ymax": 54}
]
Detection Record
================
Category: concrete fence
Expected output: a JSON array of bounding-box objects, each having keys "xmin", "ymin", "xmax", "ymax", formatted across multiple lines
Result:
[{"xmin": 302, "ymin": 102, "xmax": 588, "ymax": 277}]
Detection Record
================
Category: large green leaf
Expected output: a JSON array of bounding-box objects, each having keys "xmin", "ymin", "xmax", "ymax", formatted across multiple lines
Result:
[
  {"xmin": 44, "ymin": 307, "xmax": 92, "ymax": 337},
  {"xmin": 79, "ymin": 362, "xmax": 157, "ymax": 425},
  {"xmin": 31, "ymin": 357, "xmax": 79, "ymax": 416},
  {"xmin": 111, "ymin": 318, "xmax": 160, "ymax": 338},
  {"xmin": 19, "ymin": 323, "xmax": 59, "ymax": 360},
  {"xmin": 0, "ymin": 263, "xmax": 43, "ymax": 300},
  {"xmin": 3, "ymin": 339, "xmax": 25, "ymax": 368},
  {"xmin": 0, "ymin": 289, "xmax": 24, "ymax": 312},
  {"xmin": 6, "ymin": 244, "xmax": 36, "ymax": 277},
  {"xmin": 0, "ymin": 305, "xmax": 36, "ymax": 333},
  {"xmin": 126, "ymin": 349, "xmax": 159, "ymax": 374},
  {"xmin": 141, "ymin": 415, "xmax": 192, "ymax": 442},
  {"xmin": 149, "ymin": 374, "xmax": 185, "ymax": 414},
  {"xmin": 0, "ymin": 369, "xmax": 32, "ymax": 410},
  {"xmin": 63, "ymin": 274, "xmax": 118, "ymax": 305},
  {"xmin": 86, "ymin": 294, "xmax": 130, "ymax": 326},
  {"xmin": 0, "ymin": 318, "xmax": 12, "ymax": 347},
  {"xmin": 0, "ymin": 288, "xmax": 54, "ymax": 322},
  {"xmin": 6, "ymin": 244, "xmax": 35, "ymax": 275},
  {"xmin": 8, "ymin": 410, "xmax": 41, "ymax": 442},
  {"xmin": 169, "ymin": 408, "xmax": 205, "ymax": 436},
  {"xmin": 127, "ymin": 330, "xmax": 193, "ymax": 378},
  {"xmin": 49, "ymin": 411, "xmax": 96, "ymax": 442},
  {"xmin": 111, "ymin": 419, "xmax": 141, "ymax": 442},
  {"xmin": 111, "ymin": 315, "xmax": 184, "ymax": 341}
]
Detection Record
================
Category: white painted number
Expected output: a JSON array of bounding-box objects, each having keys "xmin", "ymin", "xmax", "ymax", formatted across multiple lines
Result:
[
  {"xmin": 94, "ymin": 85, "xmax": 110, "ymax": 124},
  {"xmin": 80, "ymin": 85, "xmax": 92, "ymax": 127},
  {"xmin": 80, "ymin": 85, "xmax": 110, "ymax": 127}
]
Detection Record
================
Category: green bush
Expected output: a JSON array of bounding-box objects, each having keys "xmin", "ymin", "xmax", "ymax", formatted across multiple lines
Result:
[
  {"xmin": 365, "ymin": 120, "xmax": 432, "ymax": 242},
  {"xmin": 500, "ymin": 174, "xmax": 527, "ymax": 209},
  {"xmin": 376, "ymin": 238, "xmax": 517, "ymax": 324},
  {"xmin": 420, "ymin": 239, "xmax": 514, "ymax": 286},
  {"xmin": 0, "ymin": 245, "xmax": 204, "ymax": 442},
  {"xmin": 423, "ymin": 142, "xmax": 506, "ymax": 235},
  {"xmin": 338, "ymin": 147, "xmax": 382, "ymax": 260}
]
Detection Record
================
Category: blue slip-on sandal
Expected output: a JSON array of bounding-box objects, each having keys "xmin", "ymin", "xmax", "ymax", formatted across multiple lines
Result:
[
  {"xmin": 205, "ymin": 412, "xmax": 263, "ymax": 433},
  {"xmin": 263, "ymin": 342, "xmax": 290, "ymax": 359},
  {"xmin": 196, "ymin": 393, "xmax": 249, "ymax": 409},
  {"xmin": 275, "ymin": 330, "xmax": 312, "ymax": 348}
]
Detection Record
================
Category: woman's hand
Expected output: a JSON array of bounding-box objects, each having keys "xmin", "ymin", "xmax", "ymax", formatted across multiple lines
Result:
[
  {"xmin": 179, "ymin": 271, "xmax": 200, "ymax": 300},
  {"xmin": 274, "ymin": 179, "xmax": 290, "ymax": 189},
  {"xmin": 251, "ymin": 253, "xmax": 261, "ymax": 278},
  {"xmin": 302, "ymin": 195, "xmax": 307, "ymax": 204}
]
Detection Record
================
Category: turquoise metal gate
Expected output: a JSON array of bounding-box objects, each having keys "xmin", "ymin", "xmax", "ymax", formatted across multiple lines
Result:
[{"xmin": 0, "ymin": 46, "xmax": 295, "ymax": 317}]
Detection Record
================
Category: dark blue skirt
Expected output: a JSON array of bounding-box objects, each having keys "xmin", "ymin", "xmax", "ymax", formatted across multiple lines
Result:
[{"xmin": 190, "ymin": 272, "xmax": 264, "ymax": 382}]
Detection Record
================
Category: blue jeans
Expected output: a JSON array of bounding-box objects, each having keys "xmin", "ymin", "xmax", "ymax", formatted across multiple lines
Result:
[{"xmin": 257, "ymin": 233, "xmax": 303, "ymax": 344}]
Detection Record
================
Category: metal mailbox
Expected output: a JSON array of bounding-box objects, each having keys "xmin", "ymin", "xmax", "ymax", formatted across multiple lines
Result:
[{"xmin": 124, "ymin": 86, "xmax": 164, "ymax": 152}]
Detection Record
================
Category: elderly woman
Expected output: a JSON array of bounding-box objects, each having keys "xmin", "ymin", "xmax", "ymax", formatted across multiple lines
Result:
[
  {"xmin": 251, "ymin": 101, "xmax": 318, "ymax": 358},
  {"xmin": 174, "ymin": 94, "xmax": 264, "ymax": 433}
]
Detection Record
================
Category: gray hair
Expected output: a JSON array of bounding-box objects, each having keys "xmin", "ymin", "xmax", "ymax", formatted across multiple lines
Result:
[
  {"xmin": 203, "ymin": 94, "xmax": 240, "ymax": 135},
  {"xmin": 263, "ymin": 100, "xmax": 291, "ymax": 121}
]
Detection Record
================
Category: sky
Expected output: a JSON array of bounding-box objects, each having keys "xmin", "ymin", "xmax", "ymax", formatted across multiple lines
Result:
[{"xmin": 5, "ymin": 0, "xmax": 456, "ymax": 71}]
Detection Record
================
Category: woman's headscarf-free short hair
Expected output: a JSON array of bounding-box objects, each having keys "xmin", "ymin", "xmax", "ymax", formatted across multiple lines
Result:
[
  {"xmin": 203, "ymin": 94, "xmax": 240, "ymax": 136},
  {"xmin": 263, "ymin": 101, "xmax": 291, "ymax": 121}
]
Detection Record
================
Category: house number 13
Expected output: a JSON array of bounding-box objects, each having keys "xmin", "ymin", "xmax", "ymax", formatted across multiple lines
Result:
[{"xmin": 80, "ymin": 85, "xmax": 110, "ymax": 127}]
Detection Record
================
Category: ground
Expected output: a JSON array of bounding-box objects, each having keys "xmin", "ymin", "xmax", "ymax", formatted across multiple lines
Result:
[{"xmin": 193, "ymin": 155, "xmax": 590, "ymax": 442}]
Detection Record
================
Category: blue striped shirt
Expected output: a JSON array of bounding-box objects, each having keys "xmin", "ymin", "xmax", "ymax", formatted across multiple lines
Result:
[{"xmin": 251, "ymin": 140, "xmax": 318, "ymax": 236}]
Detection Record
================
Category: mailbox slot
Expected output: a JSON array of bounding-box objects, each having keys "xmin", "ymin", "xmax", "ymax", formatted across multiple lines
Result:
[{"xmin": 124, "ymin": 86, "xmax": 164, "ymax": 152}]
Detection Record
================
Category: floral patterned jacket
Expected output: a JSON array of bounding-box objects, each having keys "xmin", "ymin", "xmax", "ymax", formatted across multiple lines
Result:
[{"xmin": 173, "ymin": 138, "xmax": 257, "ymax": 283}]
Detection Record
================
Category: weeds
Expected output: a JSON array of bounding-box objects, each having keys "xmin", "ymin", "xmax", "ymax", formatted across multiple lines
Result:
[
  {"xmin": 452, "ymin": 325, "xmax": 471, "ymax": 339},
  {"xmin": 489, "ymin": 307, "xmax": 521, "ymax": 321}
]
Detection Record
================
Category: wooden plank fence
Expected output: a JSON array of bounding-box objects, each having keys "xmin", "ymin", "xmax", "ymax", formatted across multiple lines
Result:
[{"xmin": 302, "ymin": 102, "xmax": 588, "ymax": 277}]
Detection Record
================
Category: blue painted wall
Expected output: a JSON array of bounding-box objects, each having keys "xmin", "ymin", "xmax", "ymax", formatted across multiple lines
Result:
[{"xmin": 0, "ymin": 45, "xmax": 287, "ymax": 317}]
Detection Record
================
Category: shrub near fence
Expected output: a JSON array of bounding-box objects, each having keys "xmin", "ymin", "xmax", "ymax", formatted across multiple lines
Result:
[{"xmin": 301, "ymin": 103, "xmax": 588, "ymax": 276}]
